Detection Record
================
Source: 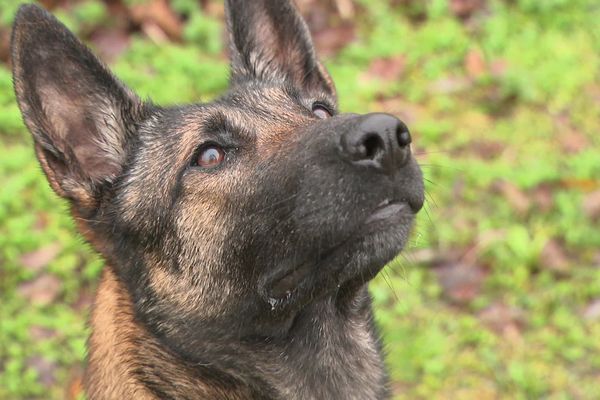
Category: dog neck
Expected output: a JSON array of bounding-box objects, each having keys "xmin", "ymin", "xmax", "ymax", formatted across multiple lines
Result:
[{"xmin": 85, "ymin": 267, "xmax": 388, "ymax": 399}]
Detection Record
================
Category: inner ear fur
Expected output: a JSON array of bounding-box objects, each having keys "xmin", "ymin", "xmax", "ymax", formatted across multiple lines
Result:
[
  {"xmin": 11, "ymin": 4, "xmax": 148, "ymax": 208},
  {"xmin": 225, "ymin": 0, "xmax": 336, "ymax": 97}
]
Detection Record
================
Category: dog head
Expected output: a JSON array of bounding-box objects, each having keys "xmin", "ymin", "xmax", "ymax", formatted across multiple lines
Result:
[{"xmin": 12, "ymin": 0, "xmax": 423, "ymax": 356}]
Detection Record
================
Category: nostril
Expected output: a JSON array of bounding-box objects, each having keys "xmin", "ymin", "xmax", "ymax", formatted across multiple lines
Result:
[
  {"xmin": 396, "ymin": 127, "xmax": 411, "ymax": 147},
  {"xmin": 362, "ymin": 133, "xmax": 385, "ymax": 160}
]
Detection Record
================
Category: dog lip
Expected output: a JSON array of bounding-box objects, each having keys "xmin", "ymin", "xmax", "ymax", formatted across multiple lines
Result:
[{"xmin": 365, "ymin": 199, "xmax": 408, "ymax": 224}]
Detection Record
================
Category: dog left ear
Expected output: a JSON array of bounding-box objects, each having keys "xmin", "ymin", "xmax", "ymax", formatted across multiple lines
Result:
[
  {"xmin": 11, "ymin": 5, "xmax": 147, "ymax": 210},
  {"xmin": 225, "ymin": 0, "xmax": 336, "ymax": 97}
]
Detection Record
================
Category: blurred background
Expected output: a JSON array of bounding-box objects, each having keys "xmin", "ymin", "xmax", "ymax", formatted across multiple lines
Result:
[{"xmin": 0, "ymin": 0, "xmax": 599, "ymax": 398}]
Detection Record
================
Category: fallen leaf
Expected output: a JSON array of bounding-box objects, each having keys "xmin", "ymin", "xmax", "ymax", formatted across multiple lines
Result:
[
  {"xmin": 26, "ymin": 356, "xmax": 57, "ymax": 387},
  {"xmin": 470, "ymin": 139, "xmax": 504, "ymax": 159},
  {"xmin": 0, "ymin": 28, "xmax": 10, "ymax": 64},
  {"xmin": 433, "ymin": 261, "xmax": 487, "ymax": 305},
  {"xmin": 450, "ymin": 0, "xmax": 485, "ymax": 19},
  {"xmin": 334, "ymin": 0, "xmax": 355, "ymax": 19},
  {"xmin": 73, "ymin": 289, "xmax": 95, "ymax": 312},
  {"xmin": 465, "ymin": 48, "xmax": 487, "ymax": 78},
  {"xmin": 555, "ymin": 113, "xmax": 589, "ymax": 154},
  {"xmin": 478, "ymin": 302, "xmax": 525, "ymax": 339},
  {"xmin": 66, "ymin": 366, "xmax": 85, "ymax": 400},
  {"xmin": 583, "ymin": 189, "xmax": 600, "ymax": 220},
  {"xmin": 490, "ymin": 59, "xmax": 508, "ymax": 77},
  {"xmin": 539, "ymin": 239, "xmax": 571, "ymax": 275},
  {"xmin": 559, "ymin": 130, "xmax": 589, "ymax": 154},
  {"xmin": 493, "ymin": 180, "xmax": 531, "ymax": 216},
  {"xmin": 583, "ymin": 299, "xmax": 600, "ymax": 321},
  {"xmin": 594, "ymin": 251, "xmax": 600, "ymax": 267},
  {"xmin": 586, "ymin": 84, "xmax": 600, "ymax": 106},
  {"xmin": 18, "ymin": 274, "xmax": 61, "ymax": 306},
  {"xmin": 313, "ymin": 25, "xmax": 355, "ymax": 57},
  {"xmin": 531, "ymin": 183, "xmax": 554, "ymax": 213},
  {"xmin": 560, "ymin": 178, "xmax": 600, "ymax": 192},
  {"xmin": 90, "ymin": 28, "xmax": 130, "ymax": 63},
  {"xmin": 141, "ymin": 22, "xmax": 170, "ymax": 44},
  {"xmin": 29, "ymin": 325, "xmax": 58, "ymax": 341},
  {"xmin": 130, "ymin": 0, "xmax": 183, "ymax": 42},
  {"xmin": 33, "ymin": 212, "xmax": 51, "ymax": 232},
  {"xmin": 366, "ymin": 55, "xmax": 406, "ymax": 82},
  {"xmin": 298, "ymin": 0, "xmax": 336, "ymax": 31},
  {"xmin": 19, "ymin": 243, "xmax": 61, "ymax": 273},
  {"xmin": 38, "ymin": 0, "xmax": 64, "ymax": 8},
  {"xmin": 203, "ymin": 1, "xmax": 225, "ymax": 18}
]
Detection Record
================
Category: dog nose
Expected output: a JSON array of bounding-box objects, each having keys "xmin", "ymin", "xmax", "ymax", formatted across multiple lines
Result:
[{"xmin": 339, "ymin": 113, "xmax": 412, "ymax": 175}]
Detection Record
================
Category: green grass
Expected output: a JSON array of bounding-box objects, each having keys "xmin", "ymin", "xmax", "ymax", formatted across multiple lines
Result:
[{"xmin": 1, "ymin": 0, "xmax": 599, "ymax": 398}]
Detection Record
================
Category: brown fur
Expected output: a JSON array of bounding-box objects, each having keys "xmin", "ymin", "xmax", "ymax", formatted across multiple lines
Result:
[{"xmin": 87, "ymin": 269, "xmax": 257, "ymax": 399}]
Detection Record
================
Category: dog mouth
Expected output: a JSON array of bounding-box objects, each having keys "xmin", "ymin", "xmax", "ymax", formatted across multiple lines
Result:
[
  {"xmin": 365, "ymin": 198, "xmax": 408, "ymax": 224},
  {"xmin": 262, "ymin": 198, "xmax": 413, "ymax": 305}
]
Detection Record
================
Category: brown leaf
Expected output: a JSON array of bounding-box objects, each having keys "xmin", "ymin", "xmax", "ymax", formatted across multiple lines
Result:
[
  {"xmin": 490, "ymin": 59, "xmax": 508, "ymax": 77},
  {"xmin": 450, "ymin": 0, "xmax": 485, "ymax": 19},
  {"xmin": 583, "ymin": 299, "xmax": 600, "ymax": 321},
  {"xmin": 313, "ymin": 25, "xmax": 355, "ymax": 57},
  {"xmin": 204, "ymin": 2, "xmax": 225, "ymax": 18},
  {"xmin": 594, "ymin": 251, "xmax": 600, "ymax": 267},
  {"xmin": 33, "ymin": 212, "xmax": 51, "ymax": 232},
  {"xmin": 366, "ymin": 55, "xmax": 406, "ymax": 82},
  {"xmin": 38, "ymin": 0, "xmax": 64, "ymax": 9},
  {"xmin": 66, "ymin": 366, "xmax": 85, "ymax": 400},
  {"xmin": 492, "ymin": 180, "xmax": 531, "ymax": 216},
  {"xmin": 559, "ymin": 130, "xmax": 589, "ymax": 154},
  {"xmin": 464, "ymin": 48, "xmax": 487, "ymax": 78},
  {"xmin": 434, "ymin": 261, "xmax": 487, "ymax": 305},
  {"xmin": 583, "ymin": 189, "xmax": 600, "ymax": 220},
  {"xmin": 478, "ymin": 302, "xmax": 526, "ymax": 338},
  {"xmin": 531, "ymin": 183, "xmax": 554, "ymax": 213},
  {"xmin": 130, "ymin": 0, "xmax": 183, "ymax": 42},
  {"xmin": 470, "ymin": 139, "xmax": 504, "ymax": 159},
  {"xmin": 586, "ymin": 84, "xmax": 600, "ymax": 106},
  {"xmin": 73, "ymin": 289, "xmax": 95, "ymax": 312},
  {"xmin": 26, "ymin": 356, "xmax": 57, "ymax": 387},
  {"xmin": 29, "ymin": 325, "xmax": 58, "ymax": 341},
  {"xmin": 18, "ymin": 274, "xmax": 61, "ymax": 306},
  {"xmin": 333, "ymin": 0, "xmax": 355, "ymax": 20},
  {"xmin": 555, "ymin": 113, "xmax": 589, "ymax": 154},
  {"xmin": 19, "ymin": 243, "xmax": 61, "ymax": 273},
  {"xmin": 539, "ymin": 239, "xmax": 571, "ymax": 275},
  {"xmin": 298, "ymin": 0, "xmax": 337, "ymax": 32},
  {"xmin": 0, "ymin": 28, "xmax": 10, "ymax": 64},
  {"xmin": 90, "ymin": 29, "xmax": 130, "ymax": 63},
  {"xmin": 560, "ymin": 178, "xmax": 600, "ymax": 191}
]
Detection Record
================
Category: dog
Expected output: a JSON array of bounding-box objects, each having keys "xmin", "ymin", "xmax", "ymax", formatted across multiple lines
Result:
[{"xmin": 11, "ymin": 1, "xmax": 424, "ymax": 398}]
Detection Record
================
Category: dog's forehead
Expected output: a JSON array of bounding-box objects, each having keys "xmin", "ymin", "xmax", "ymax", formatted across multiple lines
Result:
[
  {"xmin": 168, "ymin": 85, "xmax": 313, "ymax": 149},
  {"xmin": 217, "ymin": 85, "xmax": 312, "ymax": 131}
]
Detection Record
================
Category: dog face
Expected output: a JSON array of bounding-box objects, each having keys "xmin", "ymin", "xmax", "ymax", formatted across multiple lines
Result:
[{"xmin": 12, "ymin": 0, "xmax": 423, "ymax": 360}]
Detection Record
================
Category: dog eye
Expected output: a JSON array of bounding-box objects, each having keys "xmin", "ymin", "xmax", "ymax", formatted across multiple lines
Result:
[
  {"xmin": 195, "ymin": 145, "xmax": 225, "ymax": 168},
  {"xmin": 312, "ymin": 103, "xmax": 332, "ymax": 119}
]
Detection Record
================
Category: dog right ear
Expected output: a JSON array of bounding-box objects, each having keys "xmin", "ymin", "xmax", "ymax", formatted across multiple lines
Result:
[
  {"xmin": 11, "ymin": 5, "xmax": 147, "ymax": 210},
  {"xmin": 225, "ymin": 0, "xmax": 336, "ymax": 97}
]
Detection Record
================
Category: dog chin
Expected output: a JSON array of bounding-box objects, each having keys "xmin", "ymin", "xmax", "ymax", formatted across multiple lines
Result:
[
  {"xmin": 261, "ymin": 201, "xmax": 415, "ymax": 309},
  {"xmin": 338, "ymin": 203, "xmax": 415, "ymax": 283}
]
